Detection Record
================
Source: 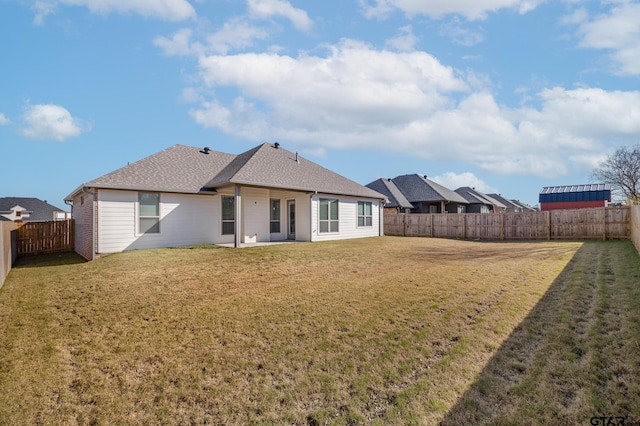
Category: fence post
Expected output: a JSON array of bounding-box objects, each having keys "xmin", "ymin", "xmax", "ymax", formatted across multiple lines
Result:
[
  {"xmin": 403, "ymin": 214, "xmax": 407, "ymax": 237},
  {"xmin": 430, "ymin": 214, "xmax": 434, "ymax": 238},
  {"xmin": 547, "ymin": 211, "xmax": 551, "ymax": 240},
  {"xmin": 463, "ymin": 214, "xmax": 467, "ymax": 239}
]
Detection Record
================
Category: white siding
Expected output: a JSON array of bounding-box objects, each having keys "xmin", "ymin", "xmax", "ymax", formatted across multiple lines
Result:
[
  {"xmin": 241, "ymin": 187, "xmax": 270, "ymax": 243},
  {"xmin": 294, "ymin": 192, "xmax": 311, "ymax": 242},
  {"xmin": 71, "ymin": 191, "xmax": 96, "ymax": 260},
  {"xmin": 97, "ymin": 190, "xmax": 220, "ymax": 254},
  {"xmin": 310, "ymin": 194, "xmax": 381, "ymax": 242}
]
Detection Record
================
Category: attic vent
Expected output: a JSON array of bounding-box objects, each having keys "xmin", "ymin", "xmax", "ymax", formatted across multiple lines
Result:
[
  {"xmin": 203, "ymin": 147, "xmax": 211, "ymax": 154},
  {"xmin": 273, "ymin": 142, "xmax": 280, "ymax": 149}
]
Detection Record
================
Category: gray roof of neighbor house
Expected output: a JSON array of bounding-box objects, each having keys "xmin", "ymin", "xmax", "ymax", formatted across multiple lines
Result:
[
  {"xmin": 391, "ymin": 174, "xmax": 468, "ymax": 204},
  {"xmin": 66, "ymin": 143, "xmax": 384, "ymax": 201},
  {"xmin": 0, "ymin": 197, "xmax": 68, "ymax": 221},
  {"xmin": 510, "ymin": 199, "xmax": 537, "ymax": 211},
  {"xmin": 486, "ymin": 193, "xmax": 522, "ymax": 210},
  {"xmin": 455, "ymin": 187, "xmax": 507, "ymax": 208},
  {"xmin": 365, "ymin": 178, "xmax": 413, "ymax": 209}
]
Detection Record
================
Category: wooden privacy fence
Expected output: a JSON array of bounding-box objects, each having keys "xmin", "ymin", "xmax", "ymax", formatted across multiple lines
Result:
[
  {"xmin": 384, "ymin": 207, "xmax": 630, "ymax": 241},
  {"xmin": 16, "ymin": 219, "xmax": 74, "ymax": 255}
]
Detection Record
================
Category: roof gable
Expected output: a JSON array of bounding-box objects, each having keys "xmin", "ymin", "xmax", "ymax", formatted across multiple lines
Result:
[
  {"xmin": 204, "ymin": 143, "xmax": 384, "ymax": 199},
  {"xmin": 455, "ymin": 187, "xmax": 507, "ymax": 208},
  {"xmin": 392, "ymin": 174, "xmax": 468, "ymax": 204},
  {"xmin": 365, "ymin": 178, "xmax": 412, "ymax": 208},
  {"xmin": 0, "ymin": 197, "xmax": 67, "ymax": 221}
]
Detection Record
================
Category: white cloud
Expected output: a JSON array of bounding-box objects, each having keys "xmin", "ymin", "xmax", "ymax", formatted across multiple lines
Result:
[
  {"xmin": 385, "ymin": 25, "xmax": 419, "ymax": 52},
  {"xmin": 360, "ymin": 0, "xmax": 544, "ymax": 21},
  {"xmin": 0, "ymin": 113, "xmax": 10, "ymax": 125},
  {"xmin": 20, "ymin": 104, "xmax": 87, "ymax": 141},
  {"xmin": 438, "ymin": 18, "xmax": 484, "ymax": 46},
  {"xmin": 34, "ymin": 0, "xmax": 196, "ymax": 22},
  {"xmin": 155, "ymin": 19, "xmax": 270, "ymax": 56},
  {"xmin": 185, "ymin": 40, "xmax": 640, "ymax": 179},
  {"xmin": 205, "ymin": 18, "xmax": 270, "ymax": 54},
  {"xmin": 247, "ymin": 0, "xmax": 312, "ymax": 31},
  {"xmin": 31, "ymin": 1, "xmax": 57, "ymax": 25},
  {"xmin": 431, "ymin": 172, "xmax": 499, "ymax": 193},
  {"xmin": 574, "ymin": 2, "xmax": 640, "ymax": 75},
  {"xmin": 154, "ymin": 28, "xmax": 201, "ymax": 56}
]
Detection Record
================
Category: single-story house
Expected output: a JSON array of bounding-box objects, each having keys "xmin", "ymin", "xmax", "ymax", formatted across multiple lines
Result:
[
  {"xmin": 487, "ymin": 194, "xmax": 528, "ymax": 213},
  {"xmin": 539, "ymin": 184, "xmax": 611, "ymax": 211},
  {"xmin": 65, "ymin": 142, "xmax": 386, "ymax": 260},
  {"xmin": 510, "ymin": 199, "xmax": 537, "ymax": 212},
  {"xmin": 372, "ymin": 174, "xmax": 468, "ymax": 214},
  {"xmin": 0, "ymin": 197, "xmax": 70, "ymax": 222},
  {"xmin": 454, "ymin": 187, "xmax": 507, "ymax": 213},
  {"xmin": 365, "ymin": 178, "xmax": 413, "ymax": 214}
]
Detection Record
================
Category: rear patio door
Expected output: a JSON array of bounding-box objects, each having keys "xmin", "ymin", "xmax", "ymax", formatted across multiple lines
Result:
[{"xmin": 287, "ymin": 200, "xmax": 295, "ymax": 240}]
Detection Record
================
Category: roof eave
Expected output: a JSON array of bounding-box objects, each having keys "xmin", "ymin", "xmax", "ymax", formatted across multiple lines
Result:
[{"xmin": 208, "ymin": 179, "xmax": 386, "ymax": 200}]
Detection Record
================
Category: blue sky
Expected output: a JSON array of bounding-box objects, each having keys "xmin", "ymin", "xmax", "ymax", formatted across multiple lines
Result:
[{"xmin": 2, "ymin": 0, "xmax": 640, "ymax": 208}]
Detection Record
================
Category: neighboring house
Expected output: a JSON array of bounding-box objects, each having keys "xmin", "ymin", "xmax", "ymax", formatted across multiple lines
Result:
[
  {"xmin": 510, "ymin": 199, "xmax": 537, "ymax": 212},
  {"xmin": 539, "ymin": 184, "xmax": 611, "ymax": 211},
  {"xmin": 454, "ymin": 187, "xmax": 507, "ymax": 213},
  {"xmin": 365, "ymin": 178, "xmax": 413, "ymax": 214},
  {"xmin": 377, "ymin": 174, "xmax": 468, "ymax": 214},
  {"xmin": 65, "ymin": 142, "xmax": 386, "ymax": 260},
  {"xmin": 0, "ymin": 197, "xmax": 70, "ymax": 222},
  {"xmin": 487, "ymin": 194, "xmax": 527, "ymax": 213}
]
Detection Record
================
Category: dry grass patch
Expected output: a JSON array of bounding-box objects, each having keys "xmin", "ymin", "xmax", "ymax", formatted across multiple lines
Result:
[{"xmin": 2, "ymin": 237, "xmax": 635, "ymax": 424}]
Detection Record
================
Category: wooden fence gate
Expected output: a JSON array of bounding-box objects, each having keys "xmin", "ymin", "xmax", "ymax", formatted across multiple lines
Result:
[{"xmin": 16, "ymin": 220, "xmax": 74, "ymax": 255}]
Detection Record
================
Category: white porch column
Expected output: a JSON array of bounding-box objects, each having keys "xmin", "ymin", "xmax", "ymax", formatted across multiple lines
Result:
[{"xmin": 234, "ymin": 185, "xmax": 242, "ymax": 248}]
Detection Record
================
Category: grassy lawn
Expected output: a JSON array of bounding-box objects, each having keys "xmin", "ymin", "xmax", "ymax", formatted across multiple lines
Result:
[{"xmin": 0, "ymin": 237, "xmax": 639, "ymax": 425}]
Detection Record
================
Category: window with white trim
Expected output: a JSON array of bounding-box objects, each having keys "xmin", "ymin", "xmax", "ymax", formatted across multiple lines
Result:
[
  {"xmin": 319, "ymin": 198, "xmax": 339, "ymax": 233},
  {"xmin": 270, "ymin": 199, "xmax": 281, "ymax": 233},
  {"xmin": 139, "ymin": 193, "xmax": 160, "ymax": 234},
  {"xmin": 221, "ymin": 195, "xmax": 235, "ymax": 235},
  {"xmin": 357, "ymin": 201, "xmax": 372, "ymax": 227}
]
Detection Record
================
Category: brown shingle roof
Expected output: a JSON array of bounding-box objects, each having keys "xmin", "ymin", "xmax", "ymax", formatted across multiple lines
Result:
[
  {"xmin": 204, "ymin": 143, "xmax": 384, "ymax": 198},
  {"xmin": 66, "ymin": 143, "xmax": 384, "ymax": 200}
]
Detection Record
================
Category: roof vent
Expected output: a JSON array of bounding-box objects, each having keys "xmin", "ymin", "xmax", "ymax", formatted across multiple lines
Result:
[
  {"xmin": 295, "ymin": 152, "xmax": 299, "ymax": 163},
  {"xmin": 273, "ymin": 142, "xmax": 280, "ymax": 149},
  {"xmin": 424, "ymin": 175, "xmax": 428, "ymax": 179},
  {"xmin": 203, "ymin": 147, "xmax": 211, "ymax": 154}
]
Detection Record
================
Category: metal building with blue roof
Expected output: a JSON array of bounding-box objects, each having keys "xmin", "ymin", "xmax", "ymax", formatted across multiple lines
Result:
[{"xmin": 539, "ymin": 184, "xmax": 611, "ymax": 211}]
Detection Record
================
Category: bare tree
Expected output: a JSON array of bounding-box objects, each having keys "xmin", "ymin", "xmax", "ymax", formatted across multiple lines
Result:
[{"xmin": 593, "ymin": 145, "xmax": 640, "ymax": 204}]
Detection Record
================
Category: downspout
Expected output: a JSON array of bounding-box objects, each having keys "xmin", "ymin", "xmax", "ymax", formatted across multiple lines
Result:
[
  {"xmin": 309, "ymin": 193, "xmax": 313, "ymax": 242},
  {"xmin": 379, "ymin": 201, "xmax": 384, "ymax": 236}
]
